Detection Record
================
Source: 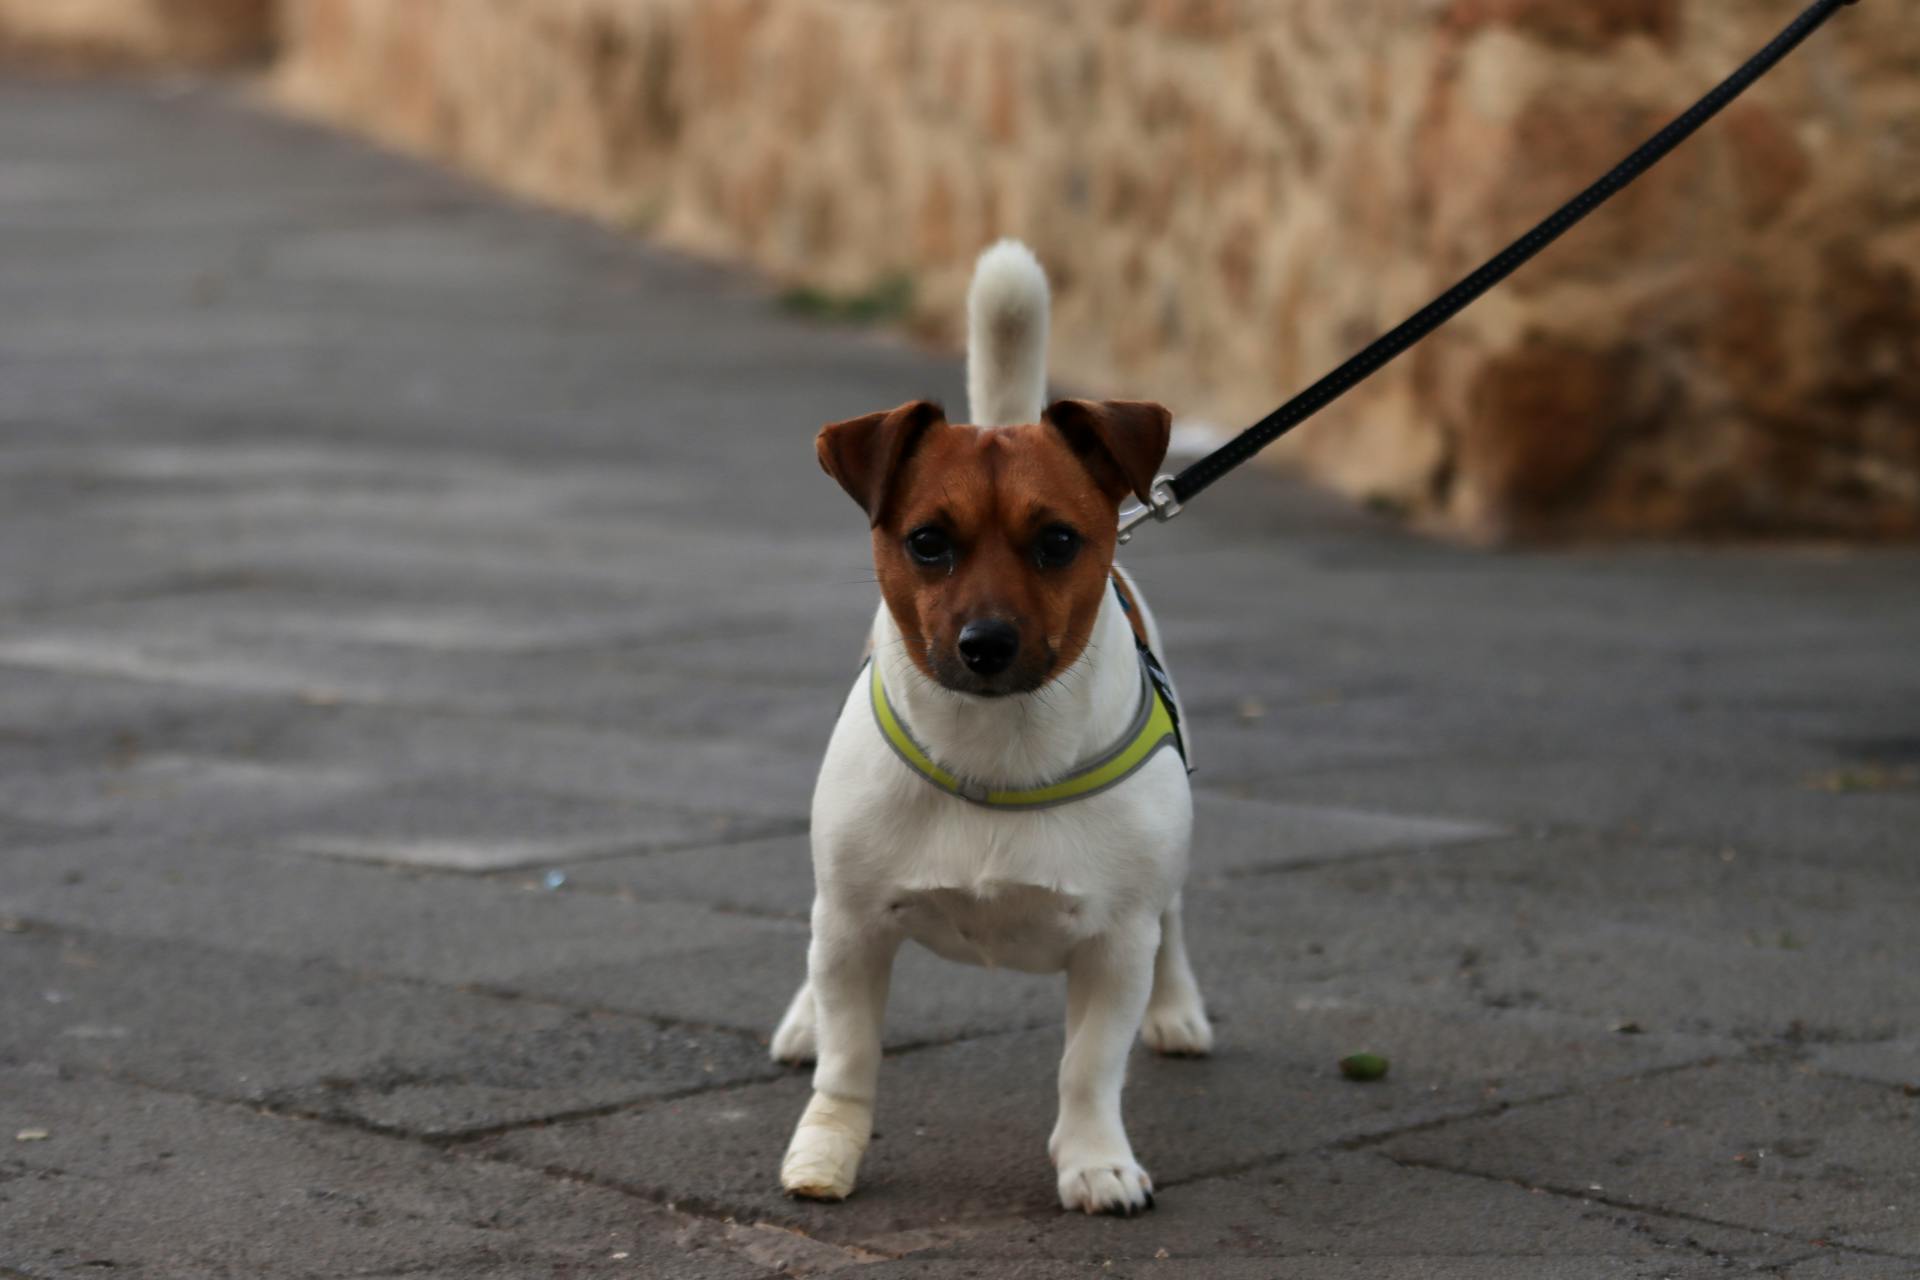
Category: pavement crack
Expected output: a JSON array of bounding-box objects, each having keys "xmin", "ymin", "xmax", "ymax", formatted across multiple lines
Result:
[
  {"xmin": 18, "ymin": 1059, "xmax": 860, "ymax": 1273},
  {"xmin": 466, "ymin": 1154, "xmax": 894, "ymax": 1271},
  {"xmin": 25, "ymin": 970, "xmax": 1041, "ymax": 1155},
  {"xmin": 444, "ymin": 1018, "xmax": 1055, "ymax": 1145},
  {"xmin": 95, "ymin": 1057, "xmax": 800, "ymax": 1150},
  {"xmin": 1155, "ymin": 1052, "xmax": 1729, "ymax": 1192},
  {"xmin": 431, "ymin": 1076, "xmax": 789, "ymax": 1147},
  {"xmin": 1383, "ymin": 1152, "xmax": 1914, "ymax": 1266},
  {"xmin": 4, "ymin": 911, "xmax": 782, "ymax": 1049}
]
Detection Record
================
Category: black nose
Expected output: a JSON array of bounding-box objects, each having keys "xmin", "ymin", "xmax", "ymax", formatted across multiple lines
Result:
[{"xmin": 956, "ymin": 619, "xmax": 1020, "ymax": 676}]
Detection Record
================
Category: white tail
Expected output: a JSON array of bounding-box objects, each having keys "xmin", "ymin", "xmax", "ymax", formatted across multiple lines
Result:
[{"xmin": 966, "ymin": 239, "xmax": 1050, "ymax": 426}]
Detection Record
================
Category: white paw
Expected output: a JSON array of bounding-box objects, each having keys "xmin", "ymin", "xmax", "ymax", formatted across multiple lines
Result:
[
  {"xmin": 770, "ymin": 1013, "xmax": 816, "ymax": 1066},
  {"xmin": 770, "ymin": 992, "xmax": 817, "ymax": 1066},
  {"xmin": 1057, "ymin": 1158, "xmax": 1154, "ymax": 1216},
  {"xmin": 780, "ymin": 1093, "xmax": 871, "ymax": 1201},
  {"xmin": 1141, "ymin": 1002, "xmax": 1213, "ymax": 1057}
]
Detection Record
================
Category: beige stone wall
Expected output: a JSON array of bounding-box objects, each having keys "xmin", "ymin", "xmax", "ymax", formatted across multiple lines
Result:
[
  {"xmin": 17, "ymin": 0, "xmax": 1920, "ymax": 538},
  {"xmin": 0, "ymin": 0, "xmax": 274, "ymax": 66}
]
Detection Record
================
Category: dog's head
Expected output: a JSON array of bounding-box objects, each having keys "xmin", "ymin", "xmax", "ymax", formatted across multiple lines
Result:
[{"xmin": 817, "ymin": 399, "xmax": 1171, "ymax": 696}]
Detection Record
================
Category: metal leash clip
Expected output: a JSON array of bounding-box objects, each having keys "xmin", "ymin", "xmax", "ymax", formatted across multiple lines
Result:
[{"xmin": 1116, "ymin": 474, "xmax": 1182, "ymax": 544}]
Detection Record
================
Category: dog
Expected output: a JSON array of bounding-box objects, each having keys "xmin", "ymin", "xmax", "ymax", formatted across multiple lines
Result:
[{"xmin": 772, "ymin": 240, "xmax": 1210, "ymax": 1216}]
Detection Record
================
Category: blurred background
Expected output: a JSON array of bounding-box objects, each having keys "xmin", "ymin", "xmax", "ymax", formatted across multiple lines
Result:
[{"xmin": 4, "ymin": 0, "xmax": 1912, "ymax": 542}]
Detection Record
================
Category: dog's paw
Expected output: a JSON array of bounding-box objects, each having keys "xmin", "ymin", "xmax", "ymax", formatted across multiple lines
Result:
[
  {"xmin": 1057, "ymin": 1159, "xmax": 1154, "ymax": 1216},
  {"xmin": 780, "ymin": 1093, "xmax": 871, "ymax": 1201},
  {"xmin": 1141, "ymin": 1003, "xmax": 1213, "ymax": 1057},
  {"xmin": 769, "ymin": 1014, "xmax": 817, "ymax": 1066},
  {"xmin": 770, "ymin": 990, "xmax": 817, "ymax": 1066}
]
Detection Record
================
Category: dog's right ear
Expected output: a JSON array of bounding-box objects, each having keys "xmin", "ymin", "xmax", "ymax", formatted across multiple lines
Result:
[
  {"xmin": 816, "ymin": 400, "xmax": 945, "ymax": 526},
  {"xmin": 1042, "ymin": 399, "xmax": 1172, "ymax": 506}
]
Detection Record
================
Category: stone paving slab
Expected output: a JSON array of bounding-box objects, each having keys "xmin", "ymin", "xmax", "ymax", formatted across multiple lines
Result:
[
  {"xmin": 2, "ymin": 924, "xmax": 779, "ymax": 1138},
  {"xmin": 1226, "ymin": 751, "xmax": 1920, "ymax": 875},
  {"xmin": 0, "ymin": 621, "xmax": 846, "ymax": 731},
  {"xmin": 0, "ymin": 745, "xmax": 380, "ymax": 841},
  {"xmin": 843, "ymin": 1260, "xmax": 1742, "ymax": 1279},
  {"xmin": 484, "ymin": 1003, "xmax": 1720, "ymax": 1253},
  {"xmin": 1783, "ymin": 1255, "xmax": 1920, "ymax": 1279},
  {"xmin": 1186, "ymin": 835, "xmax": 1920, "ymax": 1043},
  {"xmin": 0, "ymin": 504, "xmax": 867, "ymax": 621},
  {"xmin": 507, "ymin": 931, "xmax": 1060, "ymax": 1047},
  {"xmin": 277, "ymin": 778, "xmax": 771, "ymax": 873},
  {"xmin": 923, "ymin": 1149, "xmax": 1794, "ymax": 1270},
  {"xmin": 1187, "ymin": 792, "xmax": 1503, "ymax": 876},
  {"xmin": 0, "ymin": 660, "xmax": 834, "ymax": 819},
  {"xmin": 262, "ymin": 705, "xmax": 823, "ymax": 819},
  {"xmin": 1382, "ymin": 1062, "xmax": 1920, "ymax": 1256},
  {"xmin": 1173, "ymin": 678, "xmax": 1903, "ymax": 793},
  {"xmin": 561, "ymin": 832, "xmax": 819, "ymax": 920},
  {"xmin": 0, "ymin": 1067, "xmax": 781, "ymax": 1280},
  {"xmin": 0, "ymin": 837, "xmax": 800, "ymax": 991},
  {"xmin": 1808, "ymin": 1038, "xmax": 1920, "ymax": 1093},
  {"xmin": 0, "ymin": 665, "xmax": 230, "ymax": 731}
]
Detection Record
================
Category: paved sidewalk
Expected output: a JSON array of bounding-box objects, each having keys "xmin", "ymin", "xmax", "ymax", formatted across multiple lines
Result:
[{"xmin": 2, "ymin": 77, "xmax": 1917, "ymax": 1280}]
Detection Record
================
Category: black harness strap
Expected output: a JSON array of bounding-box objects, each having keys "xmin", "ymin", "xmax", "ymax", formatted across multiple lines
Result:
[
  {"xmin": 1112, "ymin": 580, "xmax": 1189, "ymax": 770},
  {"xmin": 1162, "ymin": 0, "xmax": 1862, "ymax": 511}
]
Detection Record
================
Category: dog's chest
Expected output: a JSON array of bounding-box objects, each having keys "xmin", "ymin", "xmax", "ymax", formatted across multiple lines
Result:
[{"xmin": 888, "ymin": 883, "xmax": 1094, "ymax": 974}]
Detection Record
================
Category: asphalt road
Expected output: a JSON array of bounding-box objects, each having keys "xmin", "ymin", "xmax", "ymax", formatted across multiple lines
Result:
[{"xmin": 2, "ymin": 75, "xmax": 1917, "ymax": 1280}]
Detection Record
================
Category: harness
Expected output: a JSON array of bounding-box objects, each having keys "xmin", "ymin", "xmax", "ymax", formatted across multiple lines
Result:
[{"xmin": 869, "ymin": 582, "xmax": 1188, "ymax": 810}]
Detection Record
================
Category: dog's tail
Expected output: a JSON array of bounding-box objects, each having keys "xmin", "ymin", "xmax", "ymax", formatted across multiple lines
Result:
[{"xmin": 966, "ymin": 239, "xmax": 1050, "ymax": 427}]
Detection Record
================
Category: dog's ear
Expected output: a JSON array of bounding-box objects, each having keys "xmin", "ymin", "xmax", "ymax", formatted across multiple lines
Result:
[
  {"xmin": 1042, "ymin": 399, "xmax": 1172, "ymax": 505},
  {"xmin": 816, "ymin": 400, "xmax": 946, "ymax": 526}
]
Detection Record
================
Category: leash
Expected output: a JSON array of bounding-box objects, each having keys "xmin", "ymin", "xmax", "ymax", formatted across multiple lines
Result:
[{"xmin": 1118, "ymin": 0, "xmax": 1864, "ymax": 543}]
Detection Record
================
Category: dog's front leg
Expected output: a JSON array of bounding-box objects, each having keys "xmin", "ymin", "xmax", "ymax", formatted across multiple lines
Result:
[
  {"xmin": 1050, "ymin": 919, "xmax": 1158, "ymax": 1215},
  {"xmin": 779, "ymin": 901, "xmax": 899, "ymax": 1201}
]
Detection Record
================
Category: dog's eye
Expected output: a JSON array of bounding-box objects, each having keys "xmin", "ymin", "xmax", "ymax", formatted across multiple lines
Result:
[
  {"xmin": 904, "ymin": 526, "xmax": 953, "ymax": 565},
  {"xmin": 1034, "ymin": 524, "xmax": 1081, "ymax": 569}
]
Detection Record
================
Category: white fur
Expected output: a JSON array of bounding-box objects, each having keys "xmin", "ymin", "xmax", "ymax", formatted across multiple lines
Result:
[
  {"xmin": 778, "ymin": 243, "xmax": 1209, "ymax": 1215},
  {"xmin": 966, "ymin": 239, "xmax": 1050, "ymax": 427}
]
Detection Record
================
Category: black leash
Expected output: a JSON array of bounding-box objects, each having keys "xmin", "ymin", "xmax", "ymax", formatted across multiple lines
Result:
[{"xmin": 1119, "ymin": 0, "xmax": 1862, "ymax": 541}]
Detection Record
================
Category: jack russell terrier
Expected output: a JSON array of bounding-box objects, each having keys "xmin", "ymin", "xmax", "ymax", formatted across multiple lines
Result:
[{"xmin": 773, "ymin": 240, "xmax": 1210, "ymax": 1216}]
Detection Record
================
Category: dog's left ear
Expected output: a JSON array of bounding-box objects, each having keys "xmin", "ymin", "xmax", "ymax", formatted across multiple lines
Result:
[
  {"xmin": 1043, "ymin": 399, "xmax": 1173, "ymax": 505},
  {"xmin": 816, "ymin": 400, "xmax": 946, "ymax": 526}
]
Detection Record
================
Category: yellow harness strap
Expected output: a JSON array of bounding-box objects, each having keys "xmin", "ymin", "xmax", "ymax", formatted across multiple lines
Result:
[{"xmin": 868, "ymin": 657, "xmax": 1182, "ymax": 810}]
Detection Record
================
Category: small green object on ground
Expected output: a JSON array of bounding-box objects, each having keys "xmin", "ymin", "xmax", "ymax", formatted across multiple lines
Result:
[{"xmin": 1339, "ymin": 1053, "xmax": 1389, "ymax": 1082}]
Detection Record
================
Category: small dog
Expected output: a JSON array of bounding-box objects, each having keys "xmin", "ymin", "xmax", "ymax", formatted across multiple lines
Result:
[{"xmin": 773, "ymin": 240, "xmax": 1210, "ymax": 1215}]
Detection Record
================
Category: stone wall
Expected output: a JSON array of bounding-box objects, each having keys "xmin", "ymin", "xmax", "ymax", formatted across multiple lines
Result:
[
  {"xmin": 16, "ymin": 0, "xmax": 1920, "ymax": 538},
  {"xmin": 0, "ymin": 0, "xmax": 274, "ymax": 67}
]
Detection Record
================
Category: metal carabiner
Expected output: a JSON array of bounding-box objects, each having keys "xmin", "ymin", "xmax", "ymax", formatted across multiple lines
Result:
[{"xmin": 1116, "ymin": 474, "xmax": 1183, "ymax": 544}]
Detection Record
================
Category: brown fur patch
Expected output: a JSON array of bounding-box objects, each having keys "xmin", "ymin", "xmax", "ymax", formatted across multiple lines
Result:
[
  {"xmin": 873, "ymin": 421, "xmax": 1116, "ymax": 693},
  {"xmin": 820, "ymin": 402, "xmax": 1170, "ymax": 696}
]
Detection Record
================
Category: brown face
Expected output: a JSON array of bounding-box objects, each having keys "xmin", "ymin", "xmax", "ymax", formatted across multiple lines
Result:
[{"xmin": 817, "ymin": 399, "xmax": 1171, "ymax": 697}]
